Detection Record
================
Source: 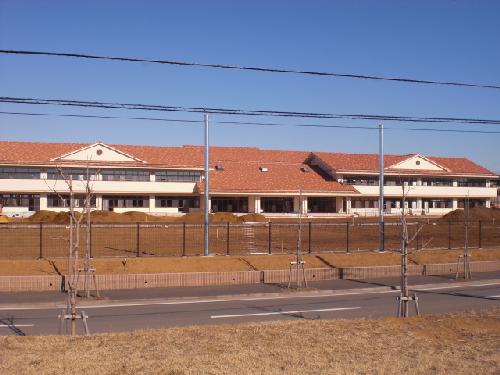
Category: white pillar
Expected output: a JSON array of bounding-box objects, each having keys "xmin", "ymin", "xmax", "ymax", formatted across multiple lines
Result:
[
  {"xmin": 254, "ymin": 196, "xmax": 261, "ymax": 213},
  {"xmin": 96, "ymin": 195, "xmax": 103, "ymax": 210},
  {"xmin": 485, "ymin": 199, "xmax": 491, "ymax": 208},
  {"xmin": 302, "ymin": 196, "xmax": 308, "ymax": 215},
  {"xmin": 39, "ymin": 194, "xmax": 47, "ymax": 210},
  {"xmin": 293, "ymin": 196, "xmax": 300, "ymax": 213},
  {"xmin": 346, "ymin": 197, "xmax": 351, "ymax": 214},
  {"xmin": 452, "ymin": 199, "xmax": 458, "ymax": 209},
  {"xmin": 149, "ymin": 196, "xmax": 155, "ymax": 212}
]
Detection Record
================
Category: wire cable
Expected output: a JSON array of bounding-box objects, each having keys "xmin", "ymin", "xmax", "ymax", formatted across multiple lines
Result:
[
  {"xmin": 1, "ymin": 49, "xmax": 499, "ymax": 91},
  {"xmin": 2, "ymin": 96, "xmax": 500, "ymax": 125},
  {"xmin": 2, "ymin": 110, "xmax": 500, "ymax": 134}
]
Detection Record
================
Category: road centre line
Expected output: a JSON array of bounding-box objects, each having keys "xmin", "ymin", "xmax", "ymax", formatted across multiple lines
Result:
[
  {"xmin": 0, "ymin": 324, "xmax": 34, "ymax": 328},
  {"xmin": 211, "ymin": 307, "xmax": 360, "ymax": 319},
  {"xmin": 415, "ymin": 282, "xmax": 500, "ymax": 291}
]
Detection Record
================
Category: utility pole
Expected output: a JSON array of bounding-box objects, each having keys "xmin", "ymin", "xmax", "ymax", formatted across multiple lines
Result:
[
  {"xmin": 379, "ymin": 124, "xmax": 385, "ymax": 252},
  {"xmin": 204, "ymin": 113, "xmax": 210, "ymax": 256}
]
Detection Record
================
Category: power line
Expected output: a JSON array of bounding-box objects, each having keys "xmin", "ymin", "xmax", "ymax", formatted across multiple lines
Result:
[
  {"xmin": 1, "ymin": 49, "xmax": 499, "ymax": 91},
  {"xmin": 2, "ymin": 110, "xmax": 500, "ymax": 135},
  {"xmin": 2, "ymin": 96, "xmax": 500, "ymax": 125}
]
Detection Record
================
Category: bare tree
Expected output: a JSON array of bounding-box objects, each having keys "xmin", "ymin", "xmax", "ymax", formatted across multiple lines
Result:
[
  {"xmin": 44, "ymin": 165, "xmax": 98, "ymax": 334},
  {"xmin": 397, "ymin": 178, "xmax": 423, "ymax": 317}
]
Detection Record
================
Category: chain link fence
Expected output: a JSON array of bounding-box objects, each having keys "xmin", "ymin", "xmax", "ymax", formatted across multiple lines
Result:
[{"xmin": 0, "ymin": 220, "xmax": 499, "ymax": 259}]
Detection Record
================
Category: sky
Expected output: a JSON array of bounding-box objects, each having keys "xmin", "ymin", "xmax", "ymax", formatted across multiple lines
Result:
[{"xmin": 0, "ymin": 1, "xmax": 499, "ymax": 172}]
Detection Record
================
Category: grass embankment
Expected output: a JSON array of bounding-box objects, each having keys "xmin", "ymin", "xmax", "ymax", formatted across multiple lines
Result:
[
  {"xmin": 1, "ymin": 248, "xmax": 499, "ymax": 276},
  {"xmin": 1, "ymin": 309, "xmax": 499, "ymax": 374}
]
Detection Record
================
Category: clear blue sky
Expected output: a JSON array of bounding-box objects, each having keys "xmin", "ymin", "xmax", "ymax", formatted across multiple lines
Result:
[{"xmin": 0, "ymin": 1, "xmax": 499, "ymax": 172}]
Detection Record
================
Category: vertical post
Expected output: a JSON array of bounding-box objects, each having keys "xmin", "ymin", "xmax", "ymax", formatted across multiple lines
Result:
[
  {"xmin": 478, "ymin": 220, "xmax": 482, "ymax": 249},
  {"xmin": 136, "ymin": 222, "xmax": 140, "ymax": 257},
  {"xmin": 378, "ymin": 124, "xmax": 385, "ymax": 252},
  {"xmin": 182, "ymin": 222, "xmax": 186, "ymax": 256},
  {"xmin": 39, "ymin": 223, "xmax": 43, "ymax": 259},
  {"xmin": 448, "ymin": 220, "xmax": 452, "ymax": 249},
  {"xmin": 204, "ymin": 113, "xmax": 210, "ymax": 256},
  {"xmin": 226, "ymin": 222, "xmax": 230, "ymax": 256},
  {"xmin": 268, "ymin": 222, "xmax": 272, "ymax": 254},
  {"xmin": 308, "ymin": 222, "xmax": 312, "ymax": 253},
  {"xmin": 346, "ymin": 221, "xmax": 350, "ymax": 253},
  {"xmin": 89, "ymin": 223, "xmax": 93, "ymax": 258}
]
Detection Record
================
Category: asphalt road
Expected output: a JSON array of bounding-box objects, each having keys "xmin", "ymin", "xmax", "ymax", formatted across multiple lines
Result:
[{"xmin": 1, "ymin": 276, "xmax": 499, "ymax": 336}]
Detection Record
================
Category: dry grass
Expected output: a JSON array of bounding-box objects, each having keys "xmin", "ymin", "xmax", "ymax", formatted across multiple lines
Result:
[
  {"xmin": 0, "ymin": 308, "xmax": 499, "ymax": 374},
  {"xmin": 1, "ymin": 248, "xmax": 500, "ymax": 276}
]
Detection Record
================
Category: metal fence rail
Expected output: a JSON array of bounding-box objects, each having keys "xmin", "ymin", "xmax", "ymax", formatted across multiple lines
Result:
[{"xmin": 0, "ymin": 220, "xmax": 499, "ymax": 259}]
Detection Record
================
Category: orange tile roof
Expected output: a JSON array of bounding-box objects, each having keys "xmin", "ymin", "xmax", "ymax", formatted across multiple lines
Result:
[
  {"xmin": 198, "ymin": 161, "xmax": 356, "ymax": 194},
  {"xmin": 312, "ymin": 152, "xmax": 495, "ymax": 176}
]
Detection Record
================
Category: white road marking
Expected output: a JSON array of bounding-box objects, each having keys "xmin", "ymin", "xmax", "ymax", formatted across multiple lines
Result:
[
  {"xmin": 211, "ymin": 306, "xmax": 360, "ymax": 319},
  {"xmin": 0, "ymin": 324, "xmax": 34, "ymax": 328},
  {"xmin": 416, "ymin": 281, "xmax": 500, "ymax": 291}
]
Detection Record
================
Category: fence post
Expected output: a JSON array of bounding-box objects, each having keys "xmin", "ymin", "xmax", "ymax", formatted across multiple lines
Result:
[
  {"xmin": 308, "ymin": 222, "xmax": 312, "ymax": 253},
  {"xmin": 226, "ymin": 222, "xmax": 230, "ymax": 256},
  {"xmin": 39, "ymin": 223, "xmax": 43, "ymax": 259},
  {"xmin": 268, "ymin": 222, "xmax": 272, "ymax": 254},
  {"xmin": 89, "ymin": 222, "xmax": 93, "ymax": 258},
  {"xmin": 478, "ymin": 220, "xmax": 482, "ymax": 249},
  {"xmin": 182, "ymin": 223, "xmax": 186, "ymax": 256},
  {"xmin": 448, "ymin": 221, "xmax": 452, "ymax": 249},
  {"xmin": 136, "ymin": 222, "xmax": 140, "ymax": 257},
  {"xmin": 346, "ymin": 222, "xmax": 350, "ymax": 253}
]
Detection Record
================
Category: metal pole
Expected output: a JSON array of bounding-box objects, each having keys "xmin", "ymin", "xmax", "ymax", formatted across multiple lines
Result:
[
  {"xmin": 204, "ymin": 113, "xmax": 210, "ymax": 256},
  {"xmin": 378, "ymin": 124, "xmax": 385, "ymax": 252}
]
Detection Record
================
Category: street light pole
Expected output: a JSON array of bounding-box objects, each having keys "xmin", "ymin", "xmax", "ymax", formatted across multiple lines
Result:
[
  {"xmin": 204, "ymin": 113, "xmax": 210, "ymax": 256},
  {"xmin": 379, "ymin": 124, "xmax": 385, "ymax": 252}
]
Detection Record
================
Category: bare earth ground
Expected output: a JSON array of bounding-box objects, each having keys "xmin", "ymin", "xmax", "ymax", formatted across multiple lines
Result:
[
  {"xmin": 0, "ymin": 308, "xmax": 498, "ymax": 375},
  {"xmin": 0, "ymin": 248, "xmax": 499, "ymax": 275}
]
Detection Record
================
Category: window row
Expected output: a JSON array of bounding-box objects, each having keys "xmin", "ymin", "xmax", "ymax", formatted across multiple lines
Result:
[{"xmin": 0, "ymin": 168, "xmax": 201, "ymax": 183}]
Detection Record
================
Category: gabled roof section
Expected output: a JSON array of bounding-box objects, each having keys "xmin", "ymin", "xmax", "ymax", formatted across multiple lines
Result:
[
  {"xmin": 386, "ymin": 154, "xmax": 448, "ymax": 172},
  {"xmin": 310, "ymin": 152, "xmax": 495, "ymax": 176},
  {"xmin": 53, "ymin": 142, "xmax": 144, "ymax": 163}
]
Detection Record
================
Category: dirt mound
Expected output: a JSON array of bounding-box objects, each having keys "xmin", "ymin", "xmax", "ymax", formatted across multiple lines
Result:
[
  {"xmin": 441, "ymin": 207, "xmax": 500, "ymax": 222},
  {"xmin": 26, "ymin": 210, "xmax": 59, "ymax": 223},
  {"xmin": 240, "ymin": 213, "xmax": 268, "ymax": 222},
  {"xmin": 176, "ymin": 212, "xmax": 243, "ymax": 223},
  {"xmin": 121, "ymin": 211, "xmax": 164, "ymax": 222}
]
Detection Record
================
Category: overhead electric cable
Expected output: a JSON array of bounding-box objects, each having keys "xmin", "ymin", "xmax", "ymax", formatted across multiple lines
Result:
[
  {"xmin": 2, "ymin": 96, "xmax": 500, "ymax": 125},
  {"xmin": 1, "ymin": 49, "xmax": 499, "ymax": 91},
  {"xmin": 2, "ymin": 110, "xmax": 500, "ymax": 134}
]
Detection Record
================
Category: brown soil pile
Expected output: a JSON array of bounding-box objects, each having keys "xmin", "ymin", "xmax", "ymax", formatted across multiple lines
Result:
[
  {"xmin": 24, "ymin": 210, "xmax": 168, "ymax": 223},
  {"xmin": 240, "ymin": 213, "xmax": 268, "ymax": 222},
  {"xmin": 442, "ymin": 207, "xmax": 500, "ymax": 222},
  {"xmin": 176, "ymin": 212, "xmax": 243, "ymax": 223}
]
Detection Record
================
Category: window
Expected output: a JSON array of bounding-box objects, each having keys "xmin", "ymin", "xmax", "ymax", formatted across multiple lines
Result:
[
  {"xmin": 211, "ymin": 197, "xmax": 248, "ymax": 213},
  {"xmin": 308, "ymin": 197, "xmax": 336, "ymax": 213},
  {"xmin": 102, "ymin": 195, "xmax": 149, "ymax": 209},
  {"xmin": 47, "ymin": 195, "xmax": 96, "ymax": 208},
  {"xmin": 261, "ymin": 197, "xmax": 293, "ymax": 213},
  {"xmin": 155, "ymin": 170, "xmax": 201, "ymax": 182},
  {"xmin": 155, "ymin": 196, "xmax": 199, "ymax": 213},
  {"xmin": 422, "ymin": 178, "xmax": 453, "ymax": 187},
  {"xmin": 458, "ymin": 199, "xmax": 486, "ymax": 208},
  {"xmin": 423, "ymin": 199, "xmax": 453, "ymax": 209},
  {"xmin": 0, "ymin": 167, "xmax": 40, "ymax": 179},
  {"xmin": 343, "ymin": 175, "xmax": 378, "ymax": 186},
  {"xmin": 457, "ymin": 179, "xmax": 486, "ymax": 187},
  {"xmin": 101, "ymin": 170, "xmax": 149, "ymax": 182},
  {"xmin": 46, "ymin": 168, "xmax": 97, "ymax": 181},
  {"xmin": 0, "ymin": 194, "xmax": 40, "ymax": 211}
]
